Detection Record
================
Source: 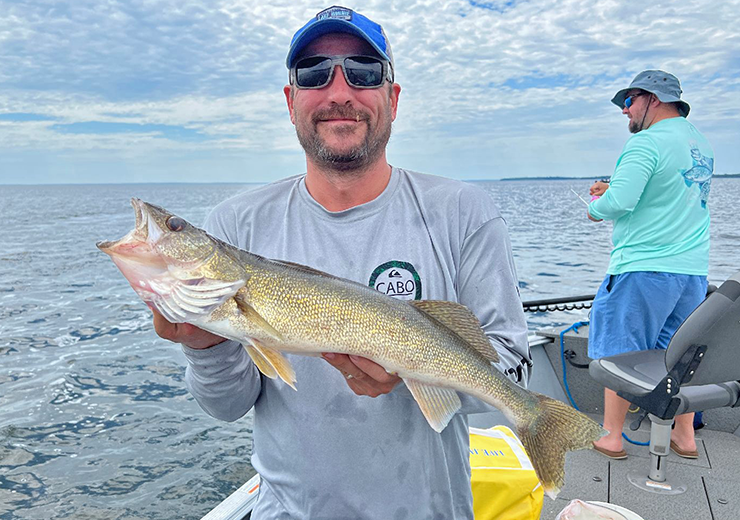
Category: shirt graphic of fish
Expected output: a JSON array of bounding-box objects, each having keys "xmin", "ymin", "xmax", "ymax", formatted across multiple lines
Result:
[{"xmin": 680, "ymin": 147, "xmax": 713, "ymax": 208}]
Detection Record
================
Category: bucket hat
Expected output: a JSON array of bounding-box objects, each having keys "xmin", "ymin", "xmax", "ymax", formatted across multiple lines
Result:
[{"xmin": 611, "ymin": 70, "xmax": 690, "ymax": 117}]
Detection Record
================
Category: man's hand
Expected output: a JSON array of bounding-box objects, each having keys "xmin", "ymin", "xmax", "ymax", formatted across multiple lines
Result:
[
  {"xmin": 149, "ymin": 305, "xmax": 225, "ymax": 350},
  {"xmin": 322, "ymin": 353, "xmax": 401, "ymax": 397},
  {"xmin": 587, "ymin": 209, "xmax": 603, "ymax": 222},
  {"xmin": 589, "ymin": 181, "xmax": 609, "ymax": 196}
]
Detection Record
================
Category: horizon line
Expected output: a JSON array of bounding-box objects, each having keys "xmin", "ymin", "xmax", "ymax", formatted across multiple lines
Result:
[{"xmin": 1, "ymin": 173, "xmax": 739, "ymax": 187}]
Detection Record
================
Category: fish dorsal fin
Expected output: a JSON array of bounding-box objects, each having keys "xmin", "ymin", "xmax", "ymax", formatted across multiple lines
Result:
[
  {"xmin": 410, "ymin": 300, "xmax": 499, "ymax": 363},
  {"xmin": 234, "ymin": 291, "xmax": 285, "ymax": 343},
  {"xmin": 243, "ymin": 338, "xmax": 297, "ymax": 390},
  {"xmin": 404, "ymin": 379, "xmax": 461, "ymax": 432}
]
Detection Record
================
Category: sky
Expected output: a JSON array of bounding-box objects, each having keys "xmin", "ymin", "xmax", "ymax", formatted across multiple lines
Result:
[{"xmin": 1, "ymin": 0, "xmax": 739, "ymax": 184}]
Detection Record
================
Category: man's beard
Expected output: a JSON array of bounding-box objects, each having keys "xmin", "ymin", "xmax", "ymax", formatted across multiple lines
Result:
[
  {"xmin": 295, "ymin": 103, "xmax": 392, "ymax": 173},
  {"xmin": 629, "ymin": 107, "xmax": 650, "ymax": 134}
]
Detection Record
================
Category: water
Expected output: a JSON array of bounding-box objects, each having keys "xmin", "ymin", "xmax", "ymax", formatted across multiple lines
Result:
[{"xmin": 1, "ymin": 180, "xmax": 738, "ymax": 519}]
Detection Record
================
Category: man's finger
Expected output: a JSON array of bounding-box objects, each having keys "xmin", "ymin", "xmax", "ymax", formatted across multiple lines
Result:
[
  {"xmin": 347, "ymin": 379, "xmax": 386, "ymax": 398},
  {"xmin": 151, "ymin": 308, "xmax": 178, "ymax": 339},
  {"xmin": 322, "ymin": 353, "xmax": 397, "ymax": 384},
  {"xmin": 322, "ymin": 353, "xmax": 359, "ymax": 377},
  {"xmin": 348, "ymin": 355, "xmax": 399, "ymax": 384},
  {"xmin": 149, "ymin": 305, "xmax": 224, "ymax": 348}
]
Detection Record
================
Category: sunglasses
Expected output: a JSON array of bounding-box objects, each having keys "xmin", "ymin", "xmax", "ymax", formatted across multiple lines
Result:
[
  {"xmin": 290, "ymin": 54, "xmax": 393, "ymax": 90},
  {"xmin": 624, "ymin": 93, "xmax": 647, "ymax": 109}
]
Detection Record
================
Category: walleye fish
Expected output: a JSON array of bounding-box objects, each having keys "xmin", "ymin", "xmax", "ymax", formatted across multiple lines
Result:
[{"xmin": 98, "ymin": 198, "xmax": 605, "ymax": 498}]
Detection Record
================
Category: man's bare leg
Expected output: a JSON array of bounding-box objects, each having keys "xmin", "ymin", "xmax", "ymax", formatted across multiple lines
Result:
[
  {"xmin": 671, "ymin": 413, "xmax": 697, "ymax": 452},
  {"xmin": 594, "ymin": 388, "xmax": 631, "ymax": 452}
]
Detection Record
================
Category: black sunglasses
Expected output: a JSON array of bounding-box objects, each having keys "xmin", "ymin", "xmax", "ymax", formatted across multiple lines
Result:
[{"xmin": 290, "ymin": 54, "xmax": 393, "ymax": 89}]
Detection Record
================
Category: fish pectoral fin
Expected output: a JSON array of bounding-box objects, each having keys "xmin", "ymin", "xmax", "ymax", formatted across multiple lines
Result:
[
  {"xmin": 404, "ymin": 379, "xmax": 461, "ymax": 433},
  {"xmin": 410, "ymin": 300, "xmax": 499, "ymax": 363},
  {"xmin": 234, "ymin": 292, "xmax": 285, "ymax": 342},
  {"xmin": 247, "ymin": 338, "xmax": 297, "ymax": 391},
  {"xmin": 165, "ymin": 277, "xmax": 246, "ymax": 321}
]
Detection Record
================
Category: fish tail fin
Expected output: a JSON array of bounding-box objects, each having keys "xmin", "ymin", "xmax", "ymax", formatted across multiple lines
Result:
[{"xmin": 515, "ymin": 393, "xmax": 606, "ymax": 499}]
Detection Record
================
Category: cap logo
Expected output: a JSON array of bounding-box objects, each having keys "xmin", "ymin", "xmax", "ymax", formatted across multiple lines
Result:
[{"xmin": 317, "ymin": 7, "xmax": 352, "ymax": 21}]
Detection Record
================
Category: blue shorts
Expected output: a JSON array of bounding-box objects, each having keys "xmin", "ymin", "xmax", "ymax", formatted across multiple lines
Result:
[{"xmin": 588, "ymin": 272, "xmax": 707, "ymax": 360}]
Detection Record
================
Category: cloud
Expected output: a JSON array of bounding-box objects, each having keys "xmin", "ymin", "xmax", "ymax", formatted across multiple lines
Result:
[{"xmin": 1, "ymin": 0, "xmax": 738, "ymax": 183}]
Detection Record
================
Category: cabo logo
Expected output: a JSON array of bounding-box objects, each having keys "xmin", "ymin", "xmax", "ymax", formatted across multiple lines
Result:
[{"xmin": 368, "ymin": 261, "xmax": 422, "ymax": 301}]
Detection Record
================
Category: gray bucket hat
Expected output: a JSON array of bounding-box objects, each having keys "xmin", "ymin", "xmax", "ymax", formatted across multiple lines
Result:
[{"xmin": 611, "ymin": 70, "xmax": 690, "ymax": 117}]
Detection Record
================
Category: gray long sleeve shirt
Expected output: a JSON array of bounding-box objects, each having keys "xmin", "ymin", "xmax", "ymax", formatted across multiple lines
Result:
[{"xmin": 182, "ymin": 168, "xmax": 530, "ymax": 519}]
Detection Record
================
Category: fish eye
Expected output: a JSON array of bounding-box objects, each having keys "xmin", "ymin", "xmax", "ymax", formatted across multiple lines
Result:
[{"xmin": 166, "ymin": 216, "xmax": 186, "ymax": 232}]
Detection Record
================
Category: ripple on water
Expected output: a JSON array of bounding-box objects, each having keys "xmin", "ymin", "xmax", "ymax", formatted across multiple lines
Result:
[
  {"xmin": 156, "ymin": 458, "xmax": 254, "ymax": 505},
  {"xmin": 0, "ymin": 302, "xmax": 39, "ymax": 319},
  {"xmin": 71, "ymin": 461, "xmax": 181, "ymax": 496},
  {"xmin": 4, "ymin": 320, "xmax": 152, "ymax": 353},
  {"xmin": 49, "ymin": 372, "xmax": 189, "ymax": 405},
  {"xmin": 3, "ymin": 336, "xmax": 59, "ymax": 349},
  {"xmin": 0, "ymin": 472, "xmax": 45, "ymax": 507},
  {"xmin": 54, "ymin": 335, "xmax": 80, "ymax": 347},
  {"xmin": 3, "ymin": 415, "xmax": 131, "ymax": 444},
  {"xmin": 1, "ymin": 444, "xmax": 63, "ymax": 469},
  {"xmin": 0, "ymin": 372, "xmax": 32, "ymax": 385}
]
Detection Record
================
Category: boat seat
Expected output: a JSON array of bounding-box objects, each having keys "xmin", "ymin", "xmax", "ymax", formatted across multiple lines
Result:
[{"xmin": 588, "ymin": 270, "xmax": 740, "ymax": 494}]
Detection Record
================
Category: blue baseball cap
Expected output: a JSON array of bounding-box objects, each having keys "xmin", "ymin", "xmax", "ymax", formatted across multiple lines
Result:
[
  {"xmin": 612, "ymin": 70, "xmax": 690, "ymax": 117},
  {"xmin": 286, "ymin": 6, "xmax": 394, "ymax": 74}
]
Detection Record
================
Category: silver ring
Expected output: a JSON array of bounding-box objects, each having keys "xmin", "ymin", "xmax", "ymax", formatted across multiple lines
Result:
[{"xmin": 345, "ymin": 373, "xmax": 354, "ymax": 380}]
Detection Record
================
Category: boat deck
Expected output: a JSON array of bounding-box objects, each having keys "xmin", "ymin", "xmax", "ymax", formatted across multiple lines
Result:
[
  {"xmin": 467, "ymin": 334, "xmax": 740, "ymax": 520},
  {"xmin": 538, "ymin": 420, "xmax": 739, "ymax": 520}
]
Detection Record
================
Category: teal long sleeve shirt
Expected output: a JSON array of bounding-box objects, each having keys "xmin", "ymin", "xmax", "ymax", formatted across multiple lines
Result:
[{"xmin": 588, "ymin": 117, "xmax": 713, "ymax": 276}]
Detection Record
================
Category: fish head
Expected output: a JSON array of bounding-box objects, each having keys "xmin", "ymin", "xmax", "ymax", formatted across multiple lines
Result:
[{"xmin": 97, "ymin": 199, "xmax": 246, "ymax": 320}]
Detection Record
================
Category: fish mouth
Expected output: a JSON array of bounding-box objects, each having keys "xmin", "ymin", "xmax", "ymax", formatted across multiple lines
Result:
[
  {"xmin": 96, "ymin": 198, "xmax": 161, "ymax": 262},
  {"xmin": 97, "ymin": 198, "xmax": 170, "ymax": 298}
]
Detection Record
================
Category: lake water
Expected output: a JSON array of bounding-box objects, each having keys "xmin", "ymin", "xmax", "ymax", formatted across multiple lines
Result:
[{"xmin": 1, "ymin": 179, "xmax": 738, "ymax": 519}]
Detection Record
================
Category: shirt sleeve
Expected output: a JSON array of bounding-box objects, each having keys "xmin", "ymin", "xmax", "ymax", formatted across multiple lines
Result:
[
  {"xmin": 182, "ymin": 340, "xmax": 262, "ymax": 422},
  {"xmin": 180, "ymin": 206, "xmax": 263, "ymax": 422},
  {"xmin": 588, "ymin": 134, "xmax": 658, "ymax": 221},
  {"xmin": 459, "ymin": 217, "xmax": 531, "ymax": 379}
]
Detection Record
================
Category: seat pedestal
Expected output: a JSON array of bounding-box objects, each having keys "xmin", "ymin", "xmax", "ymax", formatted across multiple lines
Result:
[{"xmin": 626, "ymin": 415, "xmax": 687, "ymax": 495}]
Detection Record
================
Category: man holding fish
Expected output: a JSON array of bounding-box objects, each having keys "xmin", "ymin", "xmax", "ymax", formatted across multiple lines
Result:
[{"xmin": 103, "ymin": 6, "xmax": 603, "ymax": 518}]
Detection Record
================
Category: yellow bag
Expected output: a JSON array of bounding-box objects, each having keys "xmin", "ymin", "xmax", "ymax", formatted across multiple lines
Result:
[{"xmin": 469, "ymin": 426, "xmax": 544, "ymax": 520}]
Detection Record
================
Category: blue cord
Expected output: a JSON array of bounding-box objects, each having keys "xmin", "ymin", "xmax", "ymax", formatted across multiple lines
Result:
[
  {"xmin": 559, "ymin": 321, "xmax": 649, "ymax": 446},
  {"xmin": 559, "ymin": 321, "xmax": 588, "ymax": 410}
]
